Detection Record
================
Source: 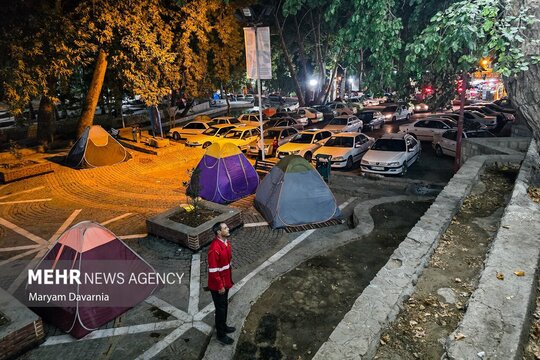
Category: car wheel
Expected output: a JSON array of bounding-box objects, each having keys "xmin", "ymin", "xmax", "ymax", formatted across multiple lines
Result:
[
  {"xmin": 401, "ymin": 162, "xmax": 408, "ymax": 176},
  {"xmin": 304, "ymin": 152, "xmax": 312, "ymax": 162},
  {"xmin": 346, "ymin": 156, "xmax": 353, "ymax": 170},
  {"xmin": 202, "ymin": 142, "xmax": 212, "ymax": 149},
  {"xmin": 406, "ymin": 114, "xmax": 411, "ymax": 121},
  {"xmin": 392, "ymin": 117, "xmax": 397, "ymax": 122},
  {"xmin": 435, "ymin": 145, "xmax": 443, "ymax": 157},
  {"xmin": 172, "ymin": 132, "xmax": 180, "ymax": 141}
]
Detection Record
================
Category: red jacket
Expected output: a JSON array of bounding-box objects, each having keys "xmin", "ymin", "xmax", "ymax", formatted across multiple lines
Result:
[{"xmin": 207, "ymin": 237, "xmax": 233, "ymax": 291}]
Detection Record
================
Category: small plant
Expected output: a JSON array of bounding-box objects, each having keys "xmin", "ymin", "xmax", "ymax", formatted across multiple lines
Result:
[
  {"xmin": 182, "ymin": 167, "xmax": 203, "ymax": 213},
  {"xmin": 9, "ymin": 141, "xmax": 22, "ymax": 160}
]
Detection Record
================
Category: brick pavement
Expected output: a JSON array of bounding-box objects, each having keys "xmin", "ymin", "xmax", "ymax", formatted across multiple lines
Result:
[{"xmin": 0, "ymin": 146, "xmax": 352, "ymax": 359}]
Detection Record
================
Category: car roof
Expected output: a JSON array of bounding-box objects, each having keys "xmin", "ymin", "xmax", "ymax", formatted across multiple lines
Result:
[
  {"xmin": 234, "ymin": 125, "xmax": 259, "ymax": 130},
  {"xmin": 213, "ymin": 116, "xmax": 237, "ymax": 120},
  {"xmin": 379, "ymin": 133, "xmax": 408, "ymax": 139},
  {"xmin": 300, "ymin": 129, "xmax": 327, "ymax": 134},
  {"xmin": 329, "ymin": 132, "xmax": 358, "ymax": 137},
  {"xmin": 210, "ymin": 124, "xmax": 236, "ymax": 129}
]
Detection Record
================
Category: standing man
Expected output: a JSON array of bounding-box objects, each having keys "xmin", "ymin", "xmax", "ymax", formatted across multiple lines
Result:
[{"xmin": 208, "ymin": 222, "xmax": 236, "ymax": 345}]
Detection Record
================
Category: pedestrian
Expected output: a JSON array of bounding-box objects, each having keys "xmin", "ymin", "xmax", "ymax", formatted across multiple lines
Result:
[{"xmin": 208, "ymin": 222, "xmax": 236, "ymax": 345}]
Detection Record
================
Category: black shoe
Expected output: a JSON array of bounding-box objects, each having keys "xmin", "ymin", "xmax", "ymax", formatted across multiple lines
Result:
[
  {"xmin": 217, "ymin": 335, "xmax": 234, "ymax": 345},
  {"xmin": 225, "ymin": 326, "xmax": 236, "ymax": 334}
]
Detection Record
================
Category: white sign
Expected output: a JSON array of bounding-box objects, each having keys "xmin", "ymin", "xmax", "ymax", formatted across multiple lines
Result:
[{"xmin": 244, "ymin": 27, "xmax": 272, "ymax": 80}]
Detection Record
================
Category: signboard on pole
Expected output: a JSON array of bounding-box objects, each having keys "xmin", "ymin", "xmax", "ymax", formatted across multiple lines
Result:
[{"xmin": 244, "ymin": 27, "xmax": 272, "ymax": 79}]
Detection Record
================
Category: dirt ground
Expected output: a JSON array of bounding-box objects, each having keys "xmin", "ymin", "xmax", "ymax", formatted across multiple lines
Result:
[
  {"xmin": 235, "ymin": 200, "xmax": 432, "ymax": 360},
  {"xmin": 375, "ymin": 167, "xmax": 519, "ymax": 360}
]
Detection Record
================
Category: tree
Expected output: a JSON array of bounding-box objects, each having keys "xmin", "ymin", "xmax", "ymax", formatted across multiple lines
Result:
[{"xmin": 406, "ymin": 0, "xmax": 539, "ymax": 146}]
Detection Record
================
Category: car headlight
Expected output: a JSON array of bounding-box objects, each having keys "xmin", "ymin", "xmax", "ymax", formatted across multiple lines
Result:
[
  {"xmin": 388, "ymin": 161, "xmax": 401, "ymax": 166},
  {"xmin": 361, "ymin": 159, "xmax": 369, "ymax": 165},
  {"xmin": 385, "ymin": 114, "xmax": 392, "ymax": 119},
  {"xmin": 333, "ymin": 156, "xmax": 344, "ymax": 161}
]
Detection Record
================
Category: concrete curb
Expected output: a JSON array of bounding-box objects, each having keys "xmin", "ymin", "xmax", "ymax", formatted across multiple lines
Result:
[
  {"xmin": 446, "ymin": 141, "xmax": 540, "ymax": 360},
  {"xmin": 313, "ymin": 153, "xmax": 526, "ymax": 359},
  {"xmin": 201, "ymin": 195, "xmax": 432, "ymax": 360}
]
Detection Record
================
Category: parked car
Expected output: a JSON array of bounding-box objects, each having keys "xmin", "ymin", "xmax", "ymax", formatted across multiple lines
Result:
[
  {"xmin": 428, "ymin": 113, "xmax": 487, "ymax": 131},
  {"xmin": 270, "ymin": 111, "xmax": 309, "ymax": 126},
  {"xmin": 268, "ymin": 93, "xmax": 284, "ymax": 103},
  {"xmin": 379, "ymin": 104, "xmax": 412, "ymax": 122},
  {"xmin": 361, "ymin": 133, "xmax": 421, "ymax": 176},
  {"xmin": 247, "ymin": 127, "xmax": 299, "ymax": 157},
  {"xmin": 412, "ymin": 101, "xmax": 429, "ymax": 112},
  {"xmin": 276, "ymin": 129, "xmax": 333, "ymax": 162},
  {"xmin": 245, "ymin": 94, "xmax": 255, "ymax": 102},
  {"xmin": 327, "ymin": 102, "xmax": 355, "ymax": 116},
  {"xmin": 238, "ymin": 113, "xmax": 270, "ymax": 127},
  {"xmin": 464, "ymin": 106, "xmax": 510, "ymax": 129},
  {"xmin": 297, "ymin": 107, "xmax": 324, "ymax": 124},
  {"xmin": 211, "ymin": 116, "xmax": 243, "ymax": 126},
  {"xmin": 185, "ymin": 124, "xmax": 237, "ymax": 148},
  {"xmin": 312, "ymin": 104, "xmax": 335, "ymax": 121},
  {"xmin": 313, "ymin": 132, "xmax": 375, "ymax": 169},
  {"xmin": 455, "ymin": 110, "xmax": 497, "ymax": 129},
  {"xmin": 433, "ymin": 129, "xmax": 495, "ymax": 157},
  {"xmin": 264, "ymin": 117, "xmax": 304, "ymax": 130},
  {"xmin": 357, "ymin": 110, "xmax": 385, "ymax": 131},
  {"xmin": 324, "ymin": 115, "xmax": 363, "ymax": 133},
  {"xmin": 167, "ymin": 119, "xmax": 215, "ymax": 140},
  {"xmin": 214, "ymin": 125, "xmax": 261, "ymax": 152},
  {"xmin": 399, "ymin": 118, "xmax": 456, "ymax": 141}
]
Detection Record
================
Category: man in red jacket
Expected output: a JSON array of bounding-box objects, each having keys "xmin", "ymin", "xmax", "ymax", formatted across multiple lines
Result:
[{"xmin": 208, "ymin": 222, "xmax": 235, "ymax": 345}]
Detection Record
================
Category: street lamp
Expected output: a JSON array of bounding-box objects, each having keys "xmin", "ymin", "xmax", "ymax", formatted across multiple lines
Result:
[{"xmin": 235, "ymin": 5, "xmax": 273, "ymax": 160}]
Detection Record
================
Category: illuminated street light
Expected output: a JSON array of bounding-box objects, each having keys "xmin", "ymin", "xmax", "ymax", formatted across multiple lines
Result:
[
  {"xmin": 309, "ymin": 79, "xmax": 318, "ymax": 87},
  {"xmin": 348, "ymin": 77, "xmax": 353, "ymax": 84}
]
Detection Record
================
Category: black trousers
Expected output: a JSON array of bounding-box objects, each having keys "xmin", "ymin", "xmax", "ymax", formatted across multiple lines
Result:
[{"xmin": 210, "ymin": 289, "xmax": 229, "ymax": 337}]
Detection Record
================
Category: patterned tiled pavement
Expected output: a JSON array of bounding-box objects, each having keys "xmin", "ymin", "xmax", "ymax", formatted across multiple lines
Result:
[{"xmin": 0, "ymin": 146, "xmax": 357, "ymax": 359}]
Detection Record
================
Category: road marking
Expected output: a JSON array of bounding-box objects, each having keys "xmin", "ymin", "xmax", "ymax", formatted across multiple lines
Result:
[
  {"xmin": 0, "ymin": 186, "xmax": 45, "ymax": 200},
  {"xmin": 338, "ymin": 197, "xmax": 357, "ymax": 210},
  {"xmin": 101, "ymin": 213, "xmax": 133, "ymax": 226},
  {"xmin": 0, "ymin": 217, "xmax": 47, "ymax": 245},
  {"xmin": 49, "ymin": 209, "xmax": 82, "ymax": 242},
  {"xmin": 43, "ymin": 320, "xmax": 185, "ymax": 346},
  {"xmin": 0, "ymin": 245, "xmax": 41, "ymax": 252},
  {"xmin": 7, "ymin": 247, "xmax": 48, "ymax": 294},
  {"xmin": 0, "ymin": 247, "xmax": 41, "ymax": 266},
  {"xmin": 188, "ymin": 253, "xmax": 200, "ymax": 315},
  {"xmin": 0, "ymin": 198, "xmax": 52, "ymax": 205},
  {"xmin": 134, "ymin": 323, "xmax": 192, "ymax": 360},
  {"xmin": 118, "ymin": 234, "xmax": 147, "ymax": 240},
  {"xmin": 243, "ymin": 221, "xmax": 268, "ymax": 227},
  {"xmin": 145, "ymin": 296, "xmax": 191, "ymax": 322}
]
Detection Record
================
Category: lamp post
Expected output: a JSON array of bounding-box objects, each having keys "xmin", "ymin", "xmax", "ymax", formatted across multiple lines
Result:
[{"xmin": 236, "ymin": 5, "xmax": 273, "ymax": 161}]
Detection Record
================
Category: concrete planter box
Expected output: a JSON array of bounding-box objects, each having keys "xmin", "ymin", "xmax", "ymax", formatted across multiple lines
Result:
[
  {"xmin": 0, "ymin": 162, "xmax": 53, "ymax": 183},
  {"xmin": 146, "ymin": 200, "xmax": 243, "ymax": 251}
]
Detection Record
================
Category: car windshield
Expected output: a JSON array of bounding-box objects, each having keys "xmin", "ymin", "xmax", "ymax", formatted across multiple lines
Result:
[
  {"xmin": 324, "ymin": 136, "xmax": 353, "ymax": 148},
  {"xmin": 224, "ymin": 130, "xmax": 244, "ymax": 139},
  {"xmin": 202, "ymin": 127, "xmax": 219, "ymax": 135},
  {"xmin": 443, "ymin": 120, "xmax": 456, "ymax": 127},
  {"xmin": 382, "ymin": 106, "xmax": 397, "ymax": 113},
  {"xmin": 292, "ymin": 133, "xmax": 315, "ymax": 143},
  {"xmin": 329, "ymin": 118, "xmax": 348, "ymax": 125},
  {"xmin": 358, "ymin": 112, "xmax": 374, "ymax": 121},
  {"xmin": 371, "ymin": 139, "xmax": 406, "ymax": 152},
  {"xmin": 265, "ymin": 130, "xmax": 282, "ymax": 138}
]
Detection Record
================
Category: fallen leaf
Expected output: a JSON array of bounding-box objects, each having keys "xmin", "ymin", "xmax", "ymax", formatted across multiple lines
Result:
[
  {"xmin": 454, "ymin": 333, "xmax": 466, "ymax": 340},
  {"xmin": 502, "ymin": 225, "xmax": 510, "ymax": 229},
  {"xmin": 455, "ymin": 277, "xmax": 462, "ymax": 283},
  {"xmin": 514, "ymin": 271, "xmax": 525, "ymax": 276},
  {"xmin": 496, "ymin": 272, "xmax": 505, "ymax": 280}
]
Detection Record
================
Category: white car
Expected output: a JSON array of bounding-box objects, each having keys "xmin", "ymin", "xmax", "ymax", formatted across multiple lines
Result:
[
  {"xmin": 357, "ymin": 110, "xmax": 385, "ymax": 131},
  {"xmin": 276, "ymin": 129, "xmax": 333, "ymax": 162},
  {"xmin": 432, "ymin": 129, "xmax": 495, "ymax": 157},
  {"xmin": 361, "ymin": 133, "xmax": 421, "ymax": 176},
  {"xmin": 247, "ymin": 127, "xmax": 299, "ymax": 157},
  {"xmin": 328, "ymin": 102, "xmax": 355, "ymax": 116},
  {"xmin": 399, "ymin": 118, "xmax": 456, "ymax": 141},
  {"xmin": 313, "ymin": 132, "xmax": 375, "ymax": 169},
  {"xmin": 297, "ymin": 107, "xmax": 324, "ymax": 124},
  {"xmin": 264, "ymin": 117, "xmax": 304, "ymax": 131},
  {"xmin": 238, "ymin": 113, "xmax": 269, "ymax": 127},
  {"xmin": 167, "ymin": 120, "xmax": 215, "ymax": 140},
  {"xmin": 213, "ymin": 125, "xmax": 261, "ymax": 152},
  {"xmin": 379, "ymin": 104, "xmax": 413, "ymax": 122},
  {"xmin": 185, "ymin": 124, "xmax": 237, "ymax": 148},
  {"xmin": 325, "ymin": 115, "xmax": 363, "ymax": 133},
  {"xmin": 211, "ymin": 116, "xmax": 243, "ymax": 126}
]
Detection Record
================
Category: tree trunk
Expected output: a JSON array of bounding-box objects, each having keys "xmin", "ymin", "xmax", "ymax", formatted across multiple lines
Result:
[
  {"xmin": 37, "ymin": 95, "xmax": 56, "ymax": 145},
  {"xmin": 274, "ymin": 13, "xmax": 305, "ymax": 107},
  {"xmin": 294, "ymin": 15, "xmax": 309, "ymax": 99},
  {"xmin": 323, "ymin": 62, "xmax": 338, "ymax": 104},
  {"xmin": 505, "ymin": 63, "xmax": 540, "ymax": 146},
  {"xmin": 76, "ymin": 49, "xmax": 108, "ymax": 137},
  {"xmin": 179, "ymin": 99, "xmax": 195, "ymax": 117}
]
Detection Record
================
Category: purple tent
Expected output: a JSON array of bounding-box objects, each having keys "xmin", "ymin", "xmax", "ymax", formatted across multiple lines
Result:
[{"xmin": 191, "ymin": 142, "xmax": 259, "ymax": 204}]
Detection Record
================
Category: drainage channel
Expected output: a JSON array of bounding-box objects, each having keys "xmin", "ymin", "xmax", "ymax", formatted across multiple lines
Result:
[
  {"xmin": 375, "ymin": 166, "xmax": 518, "ymax": 360},
  {"xmin": 234, "ymin": 200, "xmax": 433, "ymax": 360}
]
